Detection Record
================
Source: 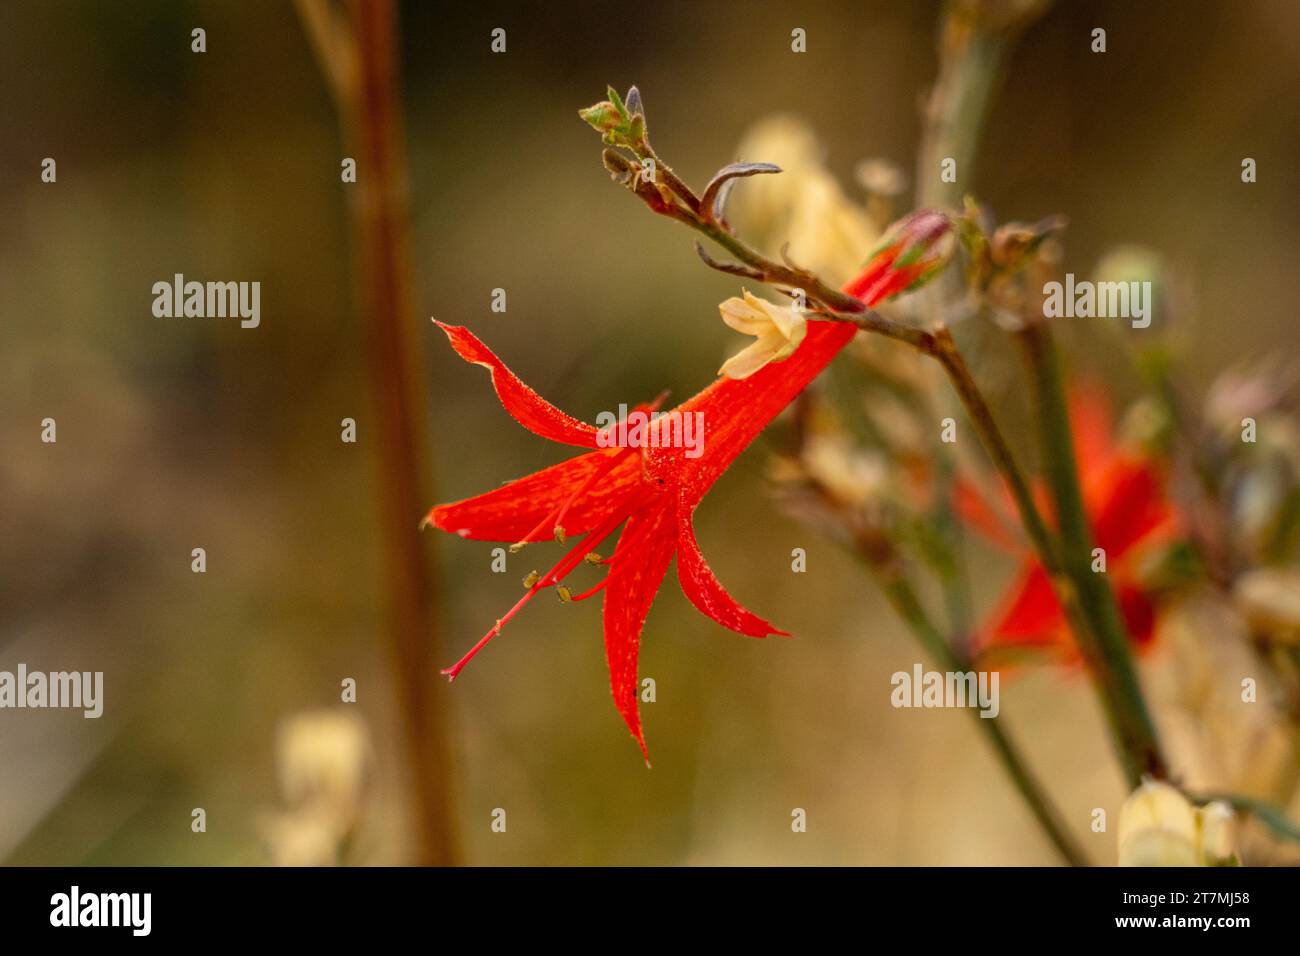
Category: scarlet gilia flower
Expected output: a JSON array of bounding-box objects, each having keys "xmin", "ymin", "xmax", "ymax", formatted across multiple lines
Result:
[
  {"xmin": 958, "ymin": 388, "xmax": 1180, "ymax": 661},
  {"xmin": 427, "ymin": 211, "xmax": 953, "ymax": 759}
]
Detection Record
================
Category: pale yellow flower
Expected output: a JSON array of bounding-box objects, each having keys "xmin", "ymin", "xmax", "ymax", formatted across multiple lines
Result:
[
  {"xmin": 1198, "ymin": 802, "xmax": 1239, "ymax": 865},
  {"xmin": 718, "ymin": 289, "xmax": 807, "ymax": 380},
  {"xmin": 1117, "ymin": 779, "xmax": 1238, "ymax": 866},
  {"xmin": 727, "ymin": 116, "xmax": 878, "ymax": 286},
  {"xmin": 261, "ymin": 710, "xmax": 374, "ymax": 866},
  {"xmin": 1149, "ymin": 592, "xmax": 1296, "ymax": 801},
  {"xmin": 276, "ymin": 709, "xmax": 371, "ymax": 812},
  {"xmin": 802, "ymin": 435, "xmax": 889, "ymax": 509}
]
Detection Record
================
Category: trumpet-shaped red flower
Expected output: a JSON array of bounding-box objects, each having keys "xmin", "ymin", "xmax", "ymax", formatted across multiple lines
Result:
[
  {"xmin": 428, "ymin": 212, "xmax": 953, "ymax": 758},
  {"xmin": 958, "ymin": 388, "xmax": 1180, "ymax": 662}
]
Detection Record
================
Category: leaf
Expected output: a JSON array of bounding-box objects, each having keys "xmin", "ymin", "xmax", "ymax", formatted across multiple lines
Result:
[
  {"xmin": 624, "ymin": 85, "xmax": 643, "ymax": 117},
  {"xmin": 607, "ymin": 86, "xmax": 629, "ymax": 123},
  {"xmin": 701, "ymin": 162, "xmax": 781, "ymax": 222}
]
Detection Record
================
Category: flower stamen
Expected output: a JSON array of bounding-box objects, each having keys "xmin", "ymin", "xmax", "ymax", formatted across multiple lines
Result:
[
  {"xmin": 441, "ymin": 508, "xmax": 630, "ymax": 681},
  {"xmin": 510, "ymin": 447, "xmax": 635, "ymax": 551},
  {"xmin": 567, "ymin": 576, "xmax": 610, "ymax": 602}
]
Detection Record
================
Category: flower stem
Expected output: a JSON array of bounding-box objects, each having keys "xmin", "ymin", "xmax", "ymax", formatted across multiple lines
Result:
[
  {"xmin": 850, "ymin": 521, "xmax": 1089, "ymax": 866},
  {"xmin": 631, "ymin": 131, "xmax": 1164, "ymax": 788},
  {"xmin": 653, "ymin": 163, "xmax": 1166, "ymax": 789},
  {"xmin": 1016, "ymin": 322, "xmax": 1167, "ymax": 786},
  {"xmin": 296, "ymin": 0, "xmax": 462, "ymax": 865},
  {"xmin": 925, "ymin": 326, "xmax": 1166, "ymax": 787}
]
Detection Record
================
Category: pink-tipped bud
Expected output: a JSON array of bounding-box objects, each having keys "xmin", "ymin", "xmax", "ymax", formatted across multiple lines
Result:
[{"xmin": 844, "ymin": 210, "xmax": 955, "ymax": 306}]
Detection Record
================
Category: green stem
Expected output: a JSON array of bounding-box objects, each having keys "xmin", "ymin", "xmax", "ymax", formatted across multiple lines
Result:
[
  {"xmin": 917, "ymin": 13, "xmax": 1008, "ymax": 211},
  {"xmin": 853, "ymin": 525, "xmax": 1089, "ymax": 866},
  {"xmin": 1017, "ymin": 322, "xmax": 1167, "ymax": 786}
]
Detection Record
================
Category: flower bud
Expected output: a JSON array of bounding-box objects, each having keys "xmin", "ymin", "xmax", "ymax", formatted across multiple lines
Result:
[
  {"xmin": 1197, "ymin": 801, "xmax": 1238, "ymax": 866},
  {"xmin": 1117, "ymin": 780, "xmax": 1240, "ymax": 866},
  {"xmin": 579, "ymin": 101, "xmax": 623, "ymax": 134},
  {"xmin": 1118, "ymin": 780, "xmax": 1199, "ymax": 866},
  {"xmin": 579, "ymin": 86, "xmax": 646, "ymax": 148},
  {"xmin": 844, "ymin": 210, "xmax": 955, "ymax": 305}
]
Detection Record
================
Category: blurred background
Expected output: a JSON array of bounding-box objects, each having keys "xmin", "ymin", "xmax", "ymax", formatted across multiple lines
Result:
[{"xmin": 1, "ymin": 0, "xmax": 1298, "ymax": 865}]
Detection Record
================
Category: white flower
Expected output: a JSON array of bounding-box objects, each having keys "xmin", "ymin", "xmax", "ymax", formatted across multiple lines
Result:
[
  {"xmin": 276, "ymin": 710, "xmax": 372, "ymax": 812},
  {"xmin": 261, "ymin": 710, "xmax": 375, "ymax": 866},
  {"xmin": 728, "ymin": 116, "xmax": 879, "ymax": 285},
  {"xmin": 717, "ymin": 289, "xmax": 807, "ymax": 380},
  {"xmin": 1117, "ymin": 779, "xmax": 1238, "ymax": 866}
]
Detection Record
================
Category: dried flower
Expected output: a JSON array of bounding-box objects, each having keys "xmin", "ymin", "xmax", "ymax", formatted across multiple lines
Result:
[
  {"xmin": 1233, "ymin": 567, "xmax": 1300, "ymax": 645},
  {"xmin": 802, "ymin": 435, "xmax": 889, "ymax": 509}
]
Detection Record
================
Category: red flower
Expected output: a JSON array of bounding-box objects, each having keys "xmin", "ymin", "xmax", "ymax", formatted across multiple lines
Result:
[
  {"xmin": 958, "ymin": 388, "xmax": 1180, "ymax": 661},
  {"xmin": 428, "ymin": 212, "xmax": 953, "ymax": 758}
]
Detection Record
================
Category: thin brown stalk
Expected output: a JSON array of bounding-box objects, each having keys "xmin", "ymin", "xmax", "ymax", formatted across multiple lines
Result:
[{"xmin": 297, "ymin": 0, "xmax": 461, "ymax": 865}]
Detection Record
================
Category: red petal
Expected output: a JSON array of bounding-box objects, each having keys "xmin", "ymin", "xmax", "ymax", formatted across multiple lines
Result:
[
  {"xmin": 430, "ymin": 450, "xmax": 639, "ymax": 542},
  {"xmin": 1085, "ymin": 456, "xmax": 1177, "ymax": 557},
  {"xmin": 952, "ymin": 476, "xmax": 1021, "ymax": 552},
  {"xmin": 675, "ymin": 506, "xmax": 787, "ymax": 637},
  {"xmin": 602, "ymin": 500, "xmax": 677, "ymax": 760},
  {"xmin": 1116, "ymin": 582, "xmax": 1159, "ymax": 648},
  {"xmin": 435, "ymin": 322, "xmax": 598, "ymax": 448},
  {"xmin": 847, "ymin": 261, "xmax": 927, "ymax": 303},
  {"xmin": 978, "ymin": 561, "xmax": 1066, "ymax": 651},
  {"xmin": 669, "ymin": 321, "xmax": 859, "ymax": 503},
  {"xmin": 1068, "ymin": 385, "xmax": 1114, "ymax": 475}
]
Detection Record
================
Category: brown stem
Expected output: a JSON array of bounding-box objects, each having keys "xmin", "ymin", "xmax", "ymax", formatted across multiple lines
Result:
[
  {"xmin": 299, "ymin": 0, "xmax": 461, "ymax": 865},
  {"xmin": 639, "ymin": 142, "xmax": 702, "ymax": 216}
]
